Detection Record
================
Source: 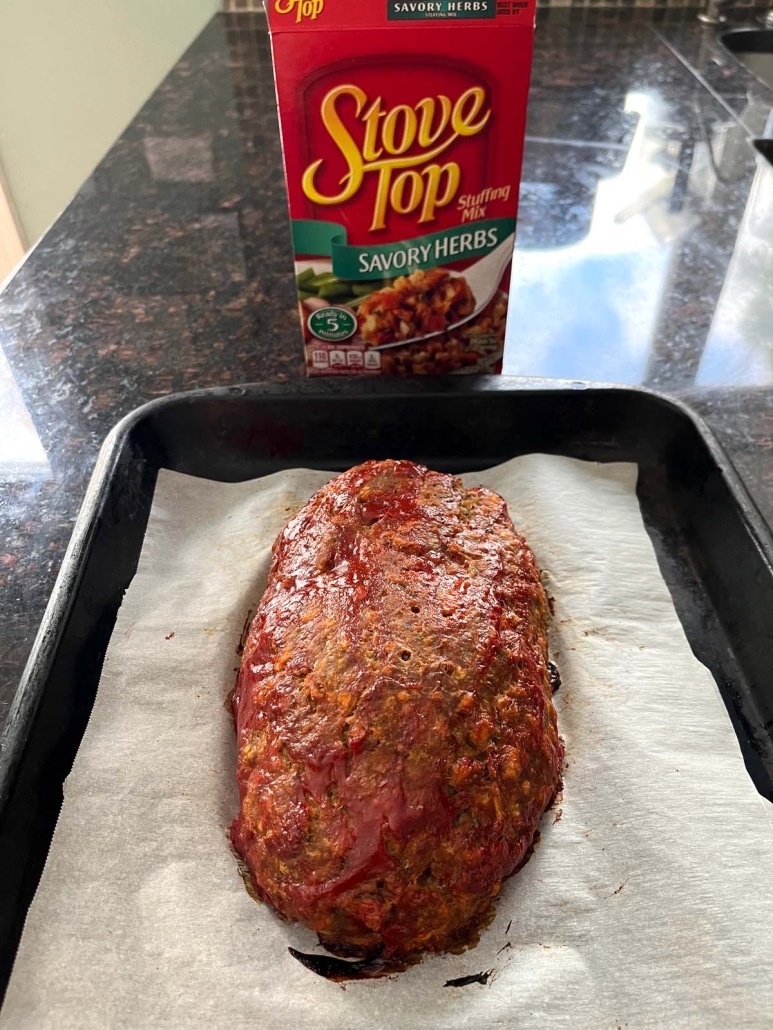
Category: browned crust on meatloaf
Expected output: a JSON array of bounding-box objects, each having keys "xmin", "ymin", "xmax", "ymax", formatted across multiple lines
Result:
[{"xmin": 230, "ymin": 459, "xmax": 563, "ymax": 961}]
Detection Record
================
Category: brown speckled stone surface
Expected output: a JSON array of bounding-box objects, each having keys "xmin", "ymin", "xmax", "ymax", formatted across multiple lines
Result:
[{"xmin": 0, "ymin": 8, "xmax": 772, "ymax": 733}]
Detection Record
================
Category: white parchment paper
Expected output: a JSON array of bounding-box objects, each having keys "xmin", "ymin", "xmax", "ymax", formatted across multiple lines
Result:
[{"xmin": 3, "ymin": 456, "xmax": 773, "ymax": 1030}]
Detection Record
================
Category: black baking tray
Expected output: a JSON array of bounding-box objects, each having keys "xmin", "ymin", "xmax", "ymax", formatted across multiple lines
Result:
[{"xmin": 2, "ymin": 376, "xmax": 773, "ymax": 1001}]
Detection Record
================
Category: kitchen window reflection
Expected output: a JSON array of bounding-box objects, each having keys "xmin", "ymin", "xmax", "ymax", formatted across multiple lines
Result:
[{"xmin": 505, "ymin": 91, "xmax": 695, "ymax": 384}]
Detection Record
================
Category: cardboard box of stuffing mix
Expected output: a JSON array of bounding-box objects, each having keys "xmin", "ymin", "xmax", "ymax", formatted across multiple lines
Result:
[{"xmin": 266, "ymin": 0, "xmax": 536, "ymax": 375}]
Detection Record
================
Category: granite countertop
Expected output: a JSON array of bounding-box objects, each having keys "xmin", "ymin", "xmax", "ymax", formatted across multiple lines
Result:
[{"xmin": 0, "ymin": 8, "xmax": 772, "ymax": 733}]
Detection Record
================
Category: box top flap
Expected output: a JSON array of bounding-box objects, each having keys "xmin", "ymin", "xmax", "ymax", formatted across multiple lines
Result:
[{"xmin": 266, "ymin": 0, "xmax": 536, "ymax": 33}]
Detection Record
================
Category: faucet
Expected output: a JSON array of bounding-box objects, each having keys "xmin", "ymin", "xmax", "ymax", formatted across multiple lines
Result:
[
  {"xmin": 697, "ymin": 0, "xmax": 740, "ymax": 23},
  {"xmin": 698, "ymin": 0, "xmax": 773, "ymax": 23}
]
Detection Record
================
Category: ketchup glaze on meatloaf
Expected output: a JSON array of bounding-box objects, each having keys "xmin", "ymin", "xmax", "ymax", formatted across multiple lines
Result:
[{"xmin": 230, "ymin": 460, "xmax": 563, "ymax": 962}]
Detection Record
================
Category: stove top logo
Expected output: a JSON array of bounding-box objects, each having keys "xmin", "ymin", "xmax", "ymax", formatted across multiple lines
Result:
[
  {"xmin": 302, "ymin": 84, "xmax": 491, "ymax": 231},
  {"xmin": 274, "ymin": 0, "xmax": 324, "ymax": 23}
]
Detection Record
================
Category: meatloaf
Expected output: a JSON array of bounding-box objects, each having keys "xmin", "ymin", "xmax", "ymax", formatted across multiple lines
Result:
[{"xmin": 230, "ymin": 459, "xmax": 563, "ymax": 962}]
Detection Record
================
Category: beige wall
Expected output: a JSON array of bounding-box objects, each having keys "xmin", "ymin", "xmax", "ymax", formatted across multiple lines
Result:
[{"xmin": 0, "ymin": 0, "xmax": 221, "ymax": 247}]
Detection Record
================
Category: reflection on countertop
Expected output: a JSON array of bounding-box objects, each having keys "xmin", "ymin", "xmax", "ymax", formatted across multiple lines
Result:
[
  {"xmin": 0, "ymin": 7, "xmax": 772, "ymax": 729},
  {"xmin": 507, "ymin": 8, "xmax": 773, "ymax": 391}
]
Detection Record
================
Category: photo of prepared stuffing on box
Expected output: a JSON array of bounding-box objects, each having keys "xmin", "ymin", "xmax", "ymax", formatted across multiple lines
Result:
[
  {"xmin": 357, "ymin": 267, "xmax": 475, "ymax": 347},
  {"xmin": 380, "ymin": 291, "xmax": 508, "ymax": 375}
]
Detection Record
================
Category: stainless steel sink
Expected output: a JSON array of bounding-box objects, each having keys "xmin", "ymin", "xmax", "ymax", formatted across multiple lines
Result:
[
  {"xmin": 722, "ymin": 29, "xmax": 773, "ymax": 91},
  {"xmin": 754, "ymin": 138, "xmax": 773, "ymax": 166}
]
